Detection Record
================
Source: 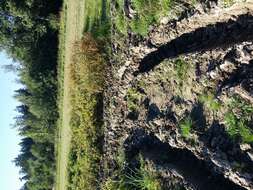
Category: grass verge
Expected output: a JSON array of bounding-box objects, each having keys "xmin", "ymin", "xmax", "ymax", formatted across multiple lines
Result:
[
  {"xmin": 55, "ymin": 4, "xmax": 67, "ymax": 190},
  {"xmin": 67, "ymin": 34, "xmax": 105, "ymax": 190},
  {"xmin": 66, "ymin": 0, "xmax": 110, "ymax": 189}
]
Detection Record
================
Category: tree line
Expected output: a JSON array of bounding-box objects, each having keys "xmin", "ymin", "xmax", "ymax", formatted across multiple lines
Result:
[{"xmin": 0, "ymin": 0, "xmax": 62, "ymax": 189}]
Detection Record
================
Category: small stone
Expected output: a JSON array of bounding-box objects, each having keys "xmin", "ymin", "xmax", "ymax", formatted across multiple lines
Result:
[
  {"xmin": 244, "ymin": 44, "xmax": 253, "ymax": 52},
  {"xmin": 240, "ymin": 144, "xmax": 251, "ymax": 151},
  {"xmin": 160, "ymin": 17, "xmax": 169, "ymax": 25},
  {"xmin": 153, "ymin": 119, "xmax": 163, "ymax": 126},
  {"xmin": 220, "ymin": 60, "xmax": 236, "ymax": 72},
  {"xmin": 209, "ymin": 70, "xmax": 219, "ymax": 79}
]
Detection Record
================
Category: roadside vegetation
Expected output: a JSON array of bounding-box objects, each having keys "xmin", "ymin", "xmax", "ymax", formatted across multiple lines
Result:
[
  {"xmin": 68, "ymin": 34, "xmax": 105, "ymax": 190},
  {"xmin": 65, "ymin": 0, "xmax": 110, "ymax": 190}
]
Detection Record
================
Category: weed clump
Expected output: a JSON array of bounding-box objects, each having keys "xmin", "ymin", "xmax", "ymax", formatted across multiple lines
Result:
[
  {"xmin": 174, "ymin": 59, "xmax": 190, "ymax": 87},
  {"xmin": 179, "ymin": 117, "xmax": 193, "ymax": 139},
  {"xmin": 224, "ymin": 96, "xmax": 253, "ymax": 143},
  {"xmin": 222, "ymin": 0, "xmax": 235, "ymax": 7},
  {"xmin": 102, "ymin": 154, "xmax": 162, "ymax": 190}
]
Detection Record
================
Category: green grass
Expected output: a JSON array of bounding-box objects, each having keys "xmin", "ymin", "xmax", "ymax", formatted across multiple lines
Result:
[
  {"xmin": 102, "ymin": 154, "xmax": 162, "ymax": 190},
  {"xmin": 179, "ymin": 117, "xmax": 193, "ymax": 139},
  {"xmin": 229, "ymin": 96, "xmax": 253, "ymax": 115},
  {"xmin": 224, "ymin": 113, "xmax": 253, "ymax": 143},
  {"xmin": 56, "ymin": 5, "xmax": 67, "ymax": 122},
  {"xmin": 125, "ymin": 166, "xmax": 161, "ymax": 190},
  {"xmin": 114, "ymin": 0, "xmax": 198, "ymax": 36},
  {"xmin": 224, "ymin": 96, "xmax": 253, "ymax": 143},
  {"xmin": 83, "ymin": 0, "xmax": 111, "ymax": 38},
  {"xmin": 130, "ymin": 0, "xmax": 171, "ymax": 36},
  {"xmin": 55, "ymin": 4, "xmax": 68, "ymax": 190},
  {"xmin": 114, "ymin": 0, "xmax": 128, "ymax": 35}
]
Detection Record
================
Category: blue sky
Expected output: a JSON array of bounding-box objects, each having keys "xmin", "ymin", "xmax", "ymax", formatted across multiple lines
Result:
[{"xmin": 0, "ymin": 52, "xmax": 23, "ymax": 190}]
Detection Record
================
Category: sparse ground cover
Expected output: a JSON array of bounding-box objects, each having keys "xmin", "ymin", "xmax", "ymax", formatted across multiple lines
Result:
[
  {"xmin": 138, "ymin": 52, "xmax": 253, "ymax": 144},
  {"xmin": 113, "ymin": 0, "xmax": 243, "ymax": 37}
]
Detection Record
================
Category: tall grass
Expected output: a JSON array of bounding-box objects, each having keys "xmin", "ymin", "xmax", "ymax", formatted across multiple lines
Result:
[
  {"xmin": 224, "ymin": 96, "xmax": 253, "ymax": 143},
  {"xmin": 68, "ymin": 34, "xmax": 105, "ymax": 190}
]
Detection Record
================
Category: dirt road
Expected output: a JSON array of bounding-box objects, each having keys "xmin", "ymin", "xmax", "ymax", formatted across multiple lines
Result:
[{"xmin": 56, "ymin": 0, "xmax": 85, "ymax": 190}]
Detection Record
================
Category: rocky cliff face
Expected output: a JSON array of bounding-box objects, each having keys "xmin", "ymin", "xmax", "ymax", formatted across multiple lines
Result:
[{"xmin": 102, "ymin": 1, "xmax": 253, "ymax": 189}]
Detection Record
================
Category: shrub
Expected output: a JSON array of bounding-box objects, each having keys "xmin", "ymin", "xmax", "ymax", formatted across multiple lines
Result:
[{"xmin": 71, "ymin": 33, "xmax": 105, "ymax": 94}]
